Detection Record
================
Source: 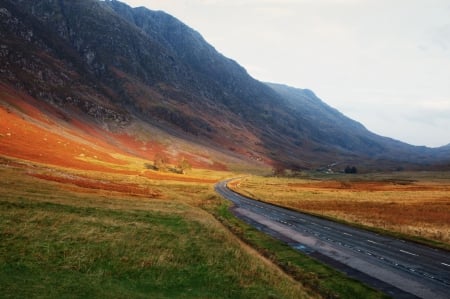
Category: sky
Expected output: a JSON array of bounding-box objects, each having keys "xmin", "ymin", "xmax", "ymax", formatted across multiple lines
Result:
[{"xmin": 120, "ymin": 0, "xmax": 450, "ymax": 147}]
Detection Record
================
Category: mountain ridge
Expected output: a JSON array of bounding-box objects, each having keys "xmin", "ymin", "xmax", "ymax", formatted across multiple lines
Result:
[{"xmin": 1, "ymin": 0, "xmax": 449, "ymax": 171}]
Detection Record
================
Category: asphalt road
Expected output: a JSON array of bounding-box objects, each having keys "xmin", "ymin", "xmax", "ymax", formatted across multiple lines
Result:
[{"xmin": 215, "ymin": 179, "xmax": 450, "ymax": 299}]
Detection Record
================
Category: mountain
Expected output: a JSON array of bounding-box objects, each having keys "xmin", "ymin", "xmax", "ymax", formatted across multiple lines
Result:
[
  {"xmin": 1, "ymin": 0, "xmax": 449, "ymax": 171},
  {"xmin": 266, "ymin": 83, "xmax": 450, "ymax": 169}
]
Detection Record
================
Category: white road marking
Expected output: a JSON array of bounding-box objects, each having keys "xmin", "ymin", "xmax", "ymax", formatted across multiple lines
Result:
[
  {"xmin": 400, "ymin": 249, "xmax": 418, "ymax": 256},
  {"xmin": 324, "ymin": 226, "xmax": 331, "ymax": 230},
  {"xmin": 441, "ymin": 262, "xmax": 450, "ymax": 267},
  {"xmin": 367, "ymin": 240, "xmax": 378, "ymax": 244},
  {"xmin": 343, "ymin": 232, "xmax": 353, "ymax": 237}
]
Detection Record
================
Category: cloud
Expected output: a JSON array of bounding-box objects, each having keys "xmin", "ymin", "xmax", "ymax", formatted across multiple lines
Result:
[{"xmin": 430, "ymin": 24, "xmax": 450, "ymax": 51}]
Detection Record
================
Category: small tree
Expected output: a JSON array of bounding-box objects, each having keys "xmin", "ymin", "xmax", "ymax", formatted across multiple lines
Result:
[
  {"xmin": 177, "ymin": 157, "xmax": 192, "ymax": 174},
  {"xmin": 154, "ymin": 153, "xmax": 168, "ymax": 171}
]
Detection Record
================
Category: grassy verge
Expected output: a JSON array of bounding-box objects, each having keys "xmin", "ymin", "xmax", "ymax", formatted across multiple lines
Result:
[
  {"xmin": 0, "ymin": 165, "xmax": 312, "ymax": 298},
  {"xmin": 209, "ymin": 202, "xmax": 388, "ymax": 299}
]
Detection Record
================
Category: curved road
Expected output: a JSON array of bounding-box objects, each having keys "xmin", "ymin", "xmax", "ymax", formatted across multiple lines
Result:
[{"xmin": 215, "ymin": 179, "xmax": 450, "ymax": 299}]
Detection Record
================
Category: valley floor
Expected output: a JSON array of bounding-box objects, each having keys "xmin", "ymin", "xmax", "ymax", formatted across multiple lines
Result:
[
  {"xmin": 229, "ymin": 172, "xmax": 450, "ymax": 249},
  {"xmin": 0, "ymin": 161, "xmax": 314, "ymax": 299}
]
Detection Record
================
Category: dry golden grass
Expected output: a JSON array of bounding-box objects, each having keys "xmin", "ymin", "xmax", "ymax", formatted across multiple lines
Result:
[
  {"xmin": 0, "ymin": 160, "xmax": 315, "ymax": 298},
  {"xmin": 230, "ymin": 173, "xmax": 450, "ymax": 245}
]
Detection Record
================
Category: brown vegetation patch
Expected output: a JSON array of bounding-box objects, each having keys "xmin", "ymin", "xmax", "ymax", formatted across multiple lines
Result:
[
  {"xmin": 0, "ymin": 83, "xmax": 54, "ymax": 124},
  {"xmin": 0, "ymin": 85, "xmax": 232, "ymax": 173},
  {"xmin": 233, "ymin": 176, "xmax": 450, "ymax": 244},
  {"xmin": 142, "ymin": 171, "xmax": 217, "ymax": 184},
  {"xmin": 286, "ymin": 180, "xmax": 443, "ymax": 191},
  {"xmin": 284, "ymin": 199, "xmax": 450, "ymax": 227},
  {"xmin": 0, "ymin": 104, "xmax": 128, "ymax": 170},
  {"xmin": 30, "ymin": 173, "xmax": 161, "ymax": 197}
]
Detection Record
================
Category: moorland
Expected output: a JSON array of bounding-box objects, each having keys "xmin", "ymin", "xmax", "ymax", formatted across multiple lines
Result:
[
  {"xmin": 228, "ymin": 172, "xmax": 450, "ymax": 249},
  {"xmin": 1, "ymin": 1, "xmax": 449, "ymax": 298}
]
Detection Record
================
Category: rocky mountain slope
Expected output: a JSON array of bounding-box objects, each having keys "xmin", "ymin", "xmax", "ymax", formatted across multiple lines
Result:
[{"xmin": 1, "ymin": 0, "xmax": 448, "ymax": 171}]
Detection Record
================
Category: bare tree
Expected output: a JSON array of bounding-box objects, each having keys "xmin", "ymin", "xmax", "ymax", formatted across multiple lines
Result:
[
  {"xmin": 154, "ymin": 153, "xmax": 168, "ymax": 171},
  {"xmin": 177, "ymin": 157, "xmax": 192, "ymax": 174}
]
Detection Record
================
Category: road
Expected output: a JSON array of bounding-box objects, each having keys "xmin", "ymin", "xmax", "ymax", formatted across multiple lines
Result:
[{"xmin": 215, "ymin": 179, "xmax": 450, "ymax": 299}]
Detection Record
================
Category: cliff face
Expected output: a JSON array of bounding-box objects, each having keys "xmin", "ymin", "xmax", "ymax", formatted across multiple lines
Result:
[
  {"xmin": 1, "ymin": 0, "xmax": 448, "ymax": 170},
  {"xmin": 0, "ymin": 0, "xmax": 131, "ymax": 127}
]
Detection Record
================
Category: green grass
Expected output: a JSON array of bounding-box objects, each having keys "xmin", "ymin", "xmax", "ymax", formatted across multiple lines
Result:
[
  {"xmin": 211, "ymin": 203, "xmax": 389, "ymax": 299},
  {"xmin": 0, "ymin": 165, "xmax": 312, "ymax": 299}
]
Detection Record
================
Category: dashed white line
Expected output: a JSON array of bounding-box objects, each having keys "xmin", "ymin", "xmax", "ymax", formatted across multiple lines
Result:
[
  {"xmin": 343, "ymin": 232, "xmax": 353, "ymax": 237},
  {"xmin": 399, "ymin": 249, "xmax": 418, "ymax": 257},
  {"xmin": 367, "ymin": 240, "xmax": 378, "ymax": 244},
  {"xmin": 441, "ymin": 262, "xmax": 450, "ymax": 267}
]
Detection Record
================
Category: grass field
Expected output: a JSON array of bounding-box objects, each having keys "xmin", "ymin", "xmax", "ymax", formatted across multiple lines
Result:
[
  {"xmin": 229, "ymin": 172, "xmax": 450, "ymax": 248},
  {"xmin": 0, "ymin": 163, "xmax": 316, "ymax": 299},
  {"xmin": 0, "ymin": 156, "xmax": 393, "ymax": 298}
]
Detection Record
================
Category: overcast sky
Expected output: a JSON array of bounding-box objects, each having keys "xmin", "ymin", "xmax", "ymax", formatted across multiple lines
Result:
[{"xmin": 121, "ymin": 0, "xmax": 450, "ymax": 147}]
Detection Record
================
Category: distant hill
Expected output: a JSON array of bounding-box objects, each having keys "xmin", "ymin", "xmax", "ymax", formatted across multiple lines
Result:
[
  {"xmin": 265, "ymin": 83, "xmax": 450, "ymax": 169},
  {"xmin": 1, "ymin": 0, "xmax": 449, "ymax": 171}
]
